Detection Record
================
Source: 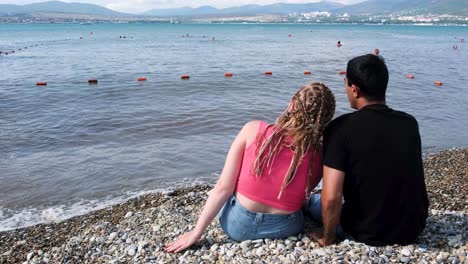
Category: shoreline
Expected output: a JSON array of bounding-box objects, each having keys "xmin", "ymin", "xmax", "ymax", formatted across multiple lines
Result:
[{"xmin": 1, "ymin": 148, "xmax": 466, "ymax": 263}]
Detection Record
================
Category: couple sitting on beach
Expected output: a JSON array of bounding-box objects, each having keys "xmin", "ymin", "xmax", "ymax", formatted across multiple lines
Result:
[{"xmin": 165, "ymin": 54, "xmax": 429, "ymax": 253}]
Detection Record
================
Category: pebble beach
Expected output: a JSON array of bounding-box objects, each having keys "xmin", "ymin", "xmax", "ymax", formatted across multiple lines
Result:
[{"xmin": 0, "ymin": 148, "xmax": 466, "ymax": 264}]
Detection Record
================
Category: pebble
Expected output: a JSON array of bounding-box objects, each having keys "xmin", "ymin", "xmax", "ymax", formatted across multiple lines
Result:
[
  {"xmin": 127, "ymin": 245, "xmax": 137, "ymax": 256},
  {"xmin": 26, "ymin": 252, "xmax": 34, "ymax": 261},
  {"xmin": 379, "ymin": 255, "xmax": 389, "ymax": 263},
  {"xmin": 210, "ymin": 244, "xmax": 219, "ymax": 251},
  {"xmin": 124, "ymin": 212, "xmax": 133, "ymax": 218},
  {"xmin": 401, "ymin": 248, "xmax": 411, "ymax": 256},
  {"xmin": 240, "ymin": 240, "xmax": 252, "ymax": 249},
  {"xmin": 437, "ymin": 252, "xmax": 450, "ymax": 262},
  {"xmin": 401, "ymin": 257, "xmax": 411, "ymax": 263},
  {"xmin": 109, "ymin": 232, "xmax": 118, "ymax": 240},
  {"xmin": 162, "ymin": 190, "xmax": 175, "ymax": 196}
]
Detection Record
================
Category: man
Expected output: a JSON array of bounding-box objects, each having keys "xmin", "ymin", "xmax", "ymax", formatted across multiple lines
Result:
[{"xmin": 310, "ymin": 54, "xmax": 429, "ymax": 246}]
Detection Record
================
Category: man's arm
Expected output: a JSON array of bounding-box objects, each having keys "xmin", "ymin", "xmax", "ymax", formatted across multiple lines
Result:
[{"xmin": 311, "ymin": 165, "xmax": 345, "ymax": 246}]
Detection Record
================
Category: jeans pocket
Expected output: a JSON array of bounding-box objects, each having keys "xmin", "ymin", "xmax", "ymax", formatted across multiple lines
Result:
[
  {"xmin": 280, "ymin": 214, "xmax": 304, "ymax": 238},
  {"xmin": 220, "ymin": 197, "xmax": 252, "ymax": 241}
]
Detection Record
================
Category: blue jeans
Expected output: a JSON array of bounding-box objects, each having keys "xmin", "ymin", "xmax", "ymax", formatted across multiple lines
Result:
[
  {"xmin": 307, "ymin": 194, "xmax": 351, "ymax": 240},
  {"xmin": 218, "ymin": 195, "xmax": 304, "ymax": 241}
]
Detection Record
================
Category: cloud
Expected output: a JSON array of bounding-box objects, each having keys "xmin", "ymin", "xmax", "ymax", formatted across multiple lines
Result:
[{"xmin": 1, "ymin": 0, "xmax": 367, "ymax": 13}]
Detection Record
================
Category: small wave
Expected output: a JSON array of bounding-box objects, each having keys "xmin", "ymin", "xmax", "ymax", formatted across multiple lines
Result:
[
  {"xmin": 0, "ymin": 174, "xmax": 218, "ymax": 232},
  {"xmin": 0, "ymin": 189, "xmax": 163, "ymax": 232}
]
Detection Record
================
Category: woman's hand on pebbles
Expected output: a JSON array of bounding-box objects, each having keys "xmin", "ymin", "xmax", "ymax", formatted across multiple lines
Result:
[{"xmin": 164, "ymin": 230, "xmax": 201, "ymax": 253}]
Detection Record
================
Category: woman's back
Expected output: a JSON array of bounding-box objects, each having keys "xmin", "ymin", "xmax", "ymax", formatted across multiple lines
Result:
[{"xmin": 235, "ymin": 121, "xmax": 321, "ymax": 213}]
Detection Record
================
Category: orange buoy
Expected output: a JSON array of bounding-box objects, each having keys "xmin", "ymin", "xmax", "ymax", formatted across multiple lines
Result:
[
  {"xmin": 181, "ymin": 75, "xmax": 190, "ymax": 80},
  {"xmin": 434, "ymin": 81, "xmax": 443, "ymax": 86},
  {"xmin": 36, "ymin": 82, "xmax": 47, "ymax": 86},
  {"xmin": 88, "ymin": 79, "xmax": 98, "ymax": 84},
  {"xmin": 264, "ymin": 71, "xmax": 273, "ymax": 75},
  {"xmin": 339, "ymin": 71, "xmax": 346, "ymax": 75},
  {"xmin": 224, "ymin": 72, "xmax": 233, "ymax": 77},
  {"xmin": 304, "ymin": 71, "xmax": 312, "ymax": 75},
  {"xmin": 406, "ymin": 75, "xmax": 415, "ymax": 79},
  {"xmin": 137, "ymin": 77, "xmax": 147, "ymax": 81}
]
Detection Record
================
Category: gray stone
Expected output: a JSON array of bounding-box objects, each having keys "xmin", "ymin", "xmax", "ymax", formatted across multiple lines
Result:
[
  {"xmin": 226, "ymin": 249, "xmax": 235, "ymax": 257},
  {"xmin": 400, "ymin": 257, "xmax": 411, "ymax": 263},
  {"xmin": 255, "ymin": 247, "xmax": 264, "ymax": 256},
  {"xmin": 401, "ymin": 248, "xmax": 411, "ymax": 257},
  {"xmin": 138, "ymin": 241, "xmax": 148, "ymax": 251},
  {"xmin": 437, "ymin": 252, "xmax": 450, "ymax": 262},
  {"xmin": 312, "ymin": 248, "xmax": 328, "ymax": 257},
  {"xmin": 379, "ymin": 255, "xmax": 389, "ymax": 264},
  {"xmin": 240, "ymin": 240, "xmax": 252, "ymax": 249},
  {"xmin": 162, "ymin": 190, "xmax": 174, "ymax": 196}
]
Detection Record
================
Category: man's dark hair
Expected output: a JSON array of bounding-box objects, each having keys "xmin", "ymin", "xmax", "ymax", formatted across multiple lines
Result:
[{"xmin": 346, "ymin": 54, "xmax": 389, "ymax": 101}]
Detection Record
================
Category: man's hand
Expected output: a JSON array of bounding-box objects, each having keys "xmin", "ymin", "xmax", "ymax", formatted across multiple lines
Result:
[
  {"xmin": 309, "ymin": 229, "xmax": 334, "ymax": 247},
  {"xmin": 164, "ymin": 230, "xmax": 202, "ymax": 253}
]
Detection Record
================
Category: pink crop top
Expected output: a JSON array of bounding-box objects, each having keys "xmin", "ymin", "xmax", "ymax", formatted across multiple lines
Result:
[{"xmin": 236, "ymin": 121, "xmax": 321, "ymax": 212}]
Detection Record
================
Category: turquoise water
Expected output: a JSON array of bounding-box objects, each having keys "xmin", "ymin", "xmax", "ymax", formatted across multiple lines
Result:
[{"xmin": 0, "ymin": 23, "xmax": 467, "ymax": 230}]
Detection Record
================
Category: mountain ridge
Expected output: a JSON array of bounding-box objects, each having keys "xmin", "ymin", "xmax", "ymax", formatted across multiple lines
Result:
[
  {"xmin": 0, "ymin": 0, "xmax": 466, "ymax": 18},
  {"xmin": 0, "ymin": 1, "xmax": 129, "ymax": 16}
]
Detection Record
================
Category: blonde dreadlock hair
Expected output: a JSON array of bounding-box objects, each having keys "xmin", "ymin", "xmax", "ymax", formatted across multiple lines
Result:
[{"xmin": 252, "ymin": 83, "xmax": 336, "ymax": 199}]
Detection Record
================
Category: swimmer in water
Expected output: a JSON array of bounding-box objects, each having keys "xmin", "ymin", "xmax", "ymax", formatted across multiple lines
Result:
[
  {"xmin": 373, "ymin": 48, "xmax": 385, "ymax": 62},
  {"xmin": 337, "ymin": 41, "xmax": 342, "ymax": 47}
]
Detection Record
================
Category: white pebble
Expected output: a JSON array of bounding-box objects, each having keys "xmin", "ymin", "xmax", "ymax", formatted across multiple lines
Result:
[
  {"xmin": 124, "ymin": 212, "xmax": 133, "ymax": 218},
  {"xmin": 210, "ymin": 244, "xmax": 219, "ymax": 251},
  {"xmin": 109, "ymin": 232, "xmax": 118, "ymax": 240},
  {"xmin": 26, "ymin": 252, "xmax": 34, "ymax": 261},
  {"xmin": 255, "ymin": 247, "xmax": 264, "ymax": 256},
  {"xmin": 127, "ymin": 245, "xmax": 137, "ymax": 256},
  {"xmin": 401, "ymin": 248, "xmax": 411, "ymax": 256},
  {"xmin": 240, "ymin": 240, "xmax": 252, "ymax": 249}
]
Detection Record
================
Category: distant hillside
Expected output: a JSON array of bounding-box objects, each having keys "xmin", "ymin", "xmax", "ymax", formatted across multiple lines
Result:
[
  {"xmin": 0, "ymin": 1, "xmax": 129, "ymax": 16},
  {"xmin": 143, "ymin": 6, "xmax": 219, "ymax": 17},
  {"xmin": 144, "ymin": 0, "xmax": 466, "ymax": 17},
  {"xmin": 340, "ymin": 0, "xmax": 468, "ymax": 15},
  {"xmin": 0, "ymin": 0, "xmax": 465, "ymax": 18},
  {"xmin": 143, "ymin": 2, "xmax": 344, "ymax": 16}
]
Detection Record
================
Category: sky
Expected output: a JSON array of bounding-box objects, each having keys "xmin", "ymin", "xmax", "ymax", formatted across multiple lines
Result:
[{"xmin": 0, "ymin": 0, "xmax": 367, "ymax": 13}]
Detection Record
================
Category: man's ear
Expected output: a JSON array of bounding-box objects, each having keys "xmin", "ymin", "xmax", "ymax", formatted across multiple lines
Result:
[{"xmin": 351, "ymin": 85, "xmax": 361, "ymax": 98}]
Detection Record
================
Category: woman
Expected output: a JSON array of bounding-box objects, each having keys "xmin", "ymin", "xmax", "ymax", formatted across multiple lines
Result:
[{"xmin": 165, "ymin": 83, "xmax": 335, "ymax": 253}]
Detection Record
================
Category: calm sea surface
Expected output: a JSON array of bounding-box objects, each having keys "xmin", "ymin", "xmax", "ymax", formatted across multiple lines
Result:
[{"xmin": 0, "ymin": 23, "xmax": 467, "ymax": 230}]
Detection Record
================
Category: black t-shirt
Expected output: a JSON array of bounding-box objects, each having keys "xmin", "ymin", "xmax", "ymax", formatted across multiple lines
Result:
[{"xmin": 323, "ymin": 104, "xmax": 429, "ymax": 246}]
